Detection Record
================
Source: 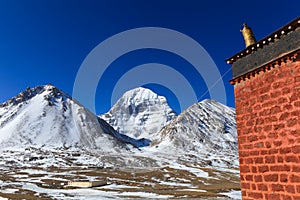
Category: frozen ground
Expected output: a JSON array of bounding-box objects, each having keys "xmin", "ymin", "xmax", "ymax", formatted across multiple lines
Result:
[{"xmin": 0, "ymin": 146, "xmax": 241, "ymax": 199}]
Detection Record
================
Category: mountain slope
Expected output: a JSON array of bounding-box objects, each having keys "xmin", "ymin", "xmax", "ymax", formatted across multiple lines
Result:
[
  {"xmin": 151, "ymin": 99, "xmax": 238, "ymax": 167},
  {"xmin": 100, "ymin": 87, "xmax": 177, "ymax": 140},
  {"xmin": 0, "ymin": 85, "xmax": 149, "ymax": 149}
]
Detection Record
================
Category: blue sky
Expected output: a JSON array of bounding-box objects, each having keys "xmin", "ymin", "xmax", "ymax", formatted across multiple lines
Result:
[{"xmin": 0, "ymin": 0, "xmax": 299, "ymax": 114}]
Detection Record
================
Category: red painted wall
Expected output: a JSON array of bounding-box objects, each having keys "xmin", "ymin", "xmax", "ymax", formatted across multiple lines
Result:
[{"xmin": 234, "ymin": 59, "xmax": 300, "ymax": 200}]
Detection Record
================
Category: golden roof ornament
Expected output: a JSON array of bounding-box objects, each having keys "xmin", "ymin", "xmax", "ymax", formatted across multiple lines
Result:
[{"xmin": 240, "ymin": 23, "xmax": 257, "ymax": 47}]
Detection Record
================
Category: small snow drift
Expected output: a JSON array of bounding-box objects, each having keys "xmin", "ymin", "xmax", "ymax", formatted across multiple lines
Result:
[
  {"xmin": 0, "ymin": 85, "xmax": 149, "ymax": 149},
  {"xmin": 100, "ymin": 87, "xmax": 177, "ymax": 140}
]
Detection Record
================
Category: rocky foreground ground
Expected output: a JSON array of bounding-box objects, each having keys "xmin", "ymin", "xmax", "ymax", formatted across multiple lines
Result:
[{"xmin": 0, "ymin": 147, "xmax": 240, "ymax": 199}]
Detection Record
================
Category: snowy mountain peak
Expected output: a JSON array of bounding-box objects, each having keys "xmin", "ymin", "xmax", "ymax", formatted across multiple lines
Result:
[
  {"xmin": 100, "ymin": 87, "xmax": 177, "ymax": 139},
  {"xmin": 121, "ymin": 87, "xmax": 166, "ymax": 106},
  {"xmin": 0, "ymin": 84, "xmax": 69, "ymax": 109}
]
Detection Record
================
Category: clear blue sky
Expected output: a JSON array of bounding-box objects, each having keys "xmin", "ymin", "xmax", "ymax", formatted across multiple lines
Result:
[{"xmin": 0, "ymin": 0, "xmax": 299, "ymax": 114}]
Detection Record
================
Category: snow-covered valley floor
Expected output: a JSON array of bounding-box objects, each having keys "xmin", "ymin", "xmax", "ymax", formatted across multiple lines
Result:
[{"xmin": 0, "ymin": 147, "xmax": 241, "ymax": 199}]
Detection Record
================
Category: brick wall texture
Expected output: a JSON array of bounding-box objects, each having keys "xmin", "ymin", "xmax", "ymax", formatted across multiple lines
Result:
[{"xmin": 234, "ymin": 59, "xmax": 300, "ymax": 200}]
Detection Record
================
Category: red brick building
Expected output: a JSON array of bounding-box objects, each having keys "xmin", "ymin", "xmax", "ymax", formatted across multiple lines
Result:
[{"xmin": 227, "ymin": 17, "xmax": 300, "ymax": 200}]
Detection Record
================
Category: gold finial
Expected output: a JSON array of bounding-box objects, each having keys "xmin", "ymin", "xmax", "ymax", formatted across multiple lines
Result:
[{"xmin": 240, "ymin": 23, "xmax": 257, "ymax": 48}]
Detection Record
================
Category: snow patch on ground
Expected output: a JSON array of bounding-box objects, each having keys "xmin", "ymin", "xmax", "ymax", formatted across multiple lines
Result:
[
  {"xmin": 1, "ymin": 189, "xmax": 19, "ymax": 194},
  {"xmin": 220, "ymin": 190, "xmax": 242, "ymax": 199},
  {"xmin": 22, "ymin": 182, "xmax": 172, "ymax": 199}
]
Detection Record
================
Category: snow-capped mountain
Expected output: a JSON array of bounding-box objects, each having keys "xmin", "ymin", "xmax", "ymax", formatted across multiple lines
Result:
[
  {"xmin": 0, "ymin": 85, "xmax": 149, "ymax": 149},
  {"xmin": 151, "ymin": 99, "xmax": 238, "ymax": 166},
  {"xmin": 100, "ymin": 87, "xmax": 177, "ymax": 140},
  {"xmin": 0, "ymin": 85, "xmax": 238, "ymax": 167}
]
